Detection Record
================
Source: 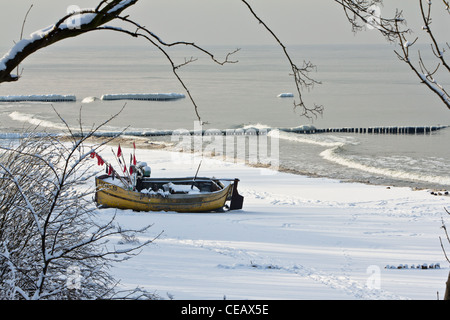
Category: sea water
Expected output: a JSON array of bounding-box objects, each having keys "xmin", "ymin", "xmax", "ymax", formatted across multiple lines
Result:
[{"xmin": 0, "ymin": 44, "xmax": 449, "ymax": 190}]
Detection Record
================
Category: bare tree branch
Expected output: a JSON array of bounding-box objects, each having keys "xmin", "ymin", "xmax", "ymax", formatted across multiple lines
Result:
[
  {"xmin": 0, "ymin": 0, "xmax": 139, "ymax": 83},
  {"xmin": 419, "ymin": 0, "xmax": 450, "ymax": 72},
  {"xmin": 334, "ymin": 0, "xmax": 410, "ymax": 40},
  {"xmin": 16, "ymin": 4, "xmax": 34, "ymax": 77},
  {"xmin": 0, "ymin": 106, "xmax": 161, "ymax": 300},
  {"xmin": 240, "ymin": 0, "xmax": 323, "ymax": 119},
  {"xmin": 0, "ymin": 0, "xmax": 322, "ymax": 122}
]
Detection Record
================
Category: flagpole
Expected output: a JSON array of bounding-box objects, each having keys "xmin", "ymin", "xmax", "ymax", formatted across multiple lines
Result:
[
  {"xmin": 91, "ymin": 149, "xmax": 130, "ymax": 189},
  {"xmin": 130, "ymin": 141, "xmax": 138, "ymax": 188},
  {"xmin": 116, "ymin": 143, "xmax": 131, "ymax": 180},
  {"xmin": 120, "ymin": 151, "xmax": 133, "ymax": 184},
  {"xmin": 111, "ymin": 148, "xmax": 132, "ymax": 189},
  {"xmin": 191, "ymin": 160, "xmax": 202, "ymax": 190}
]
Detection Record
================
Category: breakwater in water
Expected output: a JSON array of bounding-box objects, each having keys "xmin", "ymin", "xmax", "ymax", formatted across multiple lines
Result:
[
  {"xmin": 281, "ymin": 125, "xmax": 449, "ymax": 135},
  {"xmin": 88, "ymin": 125, "xmax": 449, "ymax": 137},
  {"xmin": 1, "ymin": 125, "xmax": 447, "ymax": 139}
]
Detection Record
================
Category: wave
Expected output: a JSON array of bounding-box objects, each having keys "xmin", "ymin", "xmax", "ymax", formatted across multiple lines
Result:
[
  {"xmin": 9, "ymin": 111, "xmax": 67, "ymax": 131},
  {"xmin": 4, "ymin": 115, "xmax": 449, "ymax": 187},
  {"xmin": 242, "ymin": 123, "xmax": 273, "ymax": 131},
  {"xmin": 274, "ymin": 130, "xmax": 348, "ymax": 148},
  {"xmin": 81, "ymin": 96, "xmax": 100, "ymax": 103},
  {"xmin": 321, "ymin": 146, "xmax": 450, "ymax": 186},
  {"xmin": 271, "ymin": 128, "xmax": 450, "ymax": 187}
]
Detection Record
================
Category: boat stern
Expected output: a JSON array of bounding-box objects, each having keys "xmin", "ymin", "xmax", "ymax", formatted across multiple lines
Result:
[{"xmin": 229, "ymin": 178, "xmax": 244, "ymax": 210}]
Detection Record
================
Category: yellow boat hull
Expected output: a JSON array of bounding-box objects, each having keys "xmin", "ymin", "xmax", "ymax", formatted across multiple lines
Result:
[{"xmin": 95, "ymin": 176, "xmax": 240, "ymax": 213}]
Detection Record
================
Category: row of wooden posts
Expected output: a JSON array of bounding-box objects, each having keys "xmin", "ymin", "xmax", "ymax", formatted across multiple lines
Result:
[
  {"xmin": 63, "ymin": 125, "xmax": 449, "ymax": 139},
  {"xmin": 284, "ymin": 125, "xmax": 449, "ymax": 135}
]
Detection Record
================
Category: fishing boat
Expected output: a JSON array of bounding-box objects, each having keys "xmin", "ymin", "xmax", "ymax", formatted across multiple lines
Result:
[
  {"xmin": 95, "ymin": 175, "xmax": 244, "ymax": 213},
  {"xmin": 92, "ymin": 145, "xmax": 244, "ymax": 213}
]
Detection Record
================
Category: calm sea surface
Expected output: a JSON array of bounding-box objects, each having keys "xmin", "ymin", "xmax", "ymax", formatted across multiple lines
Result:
[{"xmin": 0, "ymin": 44, "xmax": 449, "ymax": 190}]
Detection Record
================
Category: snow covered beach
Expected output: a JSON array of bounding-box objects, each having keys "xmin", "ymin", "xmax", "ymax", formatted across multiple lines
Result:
[
  {"xmin": 94, "ymin": 144, "xmax": 450, "ymax": 300},
  {"xmin": 1, "ymin": 42, "xmax": 449, "ymax": 301}
]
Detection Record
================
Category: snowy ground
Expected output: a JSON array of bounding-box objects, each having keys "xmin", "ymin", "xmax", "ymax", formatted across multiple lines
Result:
[{"xmin": 92, "ymin": 147, "xmax": 450, "ymax": 300}]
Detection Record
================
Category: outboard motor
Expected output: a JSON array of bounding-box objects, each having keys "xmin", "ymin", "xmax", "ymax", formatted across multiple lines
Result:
[
  {"xmin": 136, "ymin": 162, "xmax": 151, "ymax": 177},
  {"xmin": 142, "ymin": 165, "xmax": 151, "ymax": 177},
  {"xmin": 133, "ymin": 162, "xmax": 151, "ymax": 191}
]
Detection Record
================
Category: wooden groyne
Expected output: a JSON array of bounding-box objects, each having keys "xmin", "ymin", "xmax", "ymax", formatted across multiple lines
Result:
[
  {"xmin": 2, "ymin": 125, "xmax": 447, "ymax": 140},
  {"xmin": 0, "ymin": 95, "xmax": 76, "ymax": 102},
  {"xmin": 282, "ymin": 125, "xmax": 449, "ymax": 135},
  {"xmin": 101, "ymin": 93, "xmax": 185, "ymax": 101},
  {"xmin": 74, "ymin": 125, "xmax": 448, "ymax": 138}
]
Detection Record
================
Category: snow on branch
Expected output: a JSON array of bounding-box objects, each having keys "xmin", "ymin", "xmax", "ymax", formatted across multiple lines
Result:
[
  {"xmin": 0, "ymin": 106, "xmax": 160, "ymax": 300},
  {"xmin": 0, "ymin": 0, "xmax": 138, "ymax": 83}
]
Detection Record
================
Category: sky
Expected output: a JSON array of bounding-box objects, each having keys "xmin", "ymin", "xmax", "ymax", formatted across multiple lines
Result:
[
  {"xmin": 2, "ymin": 0, "xmax": 445, "ymax": 50},
  {"xmin": 0, "ymin": 0, "xmax": 448, "ymax": 55}
]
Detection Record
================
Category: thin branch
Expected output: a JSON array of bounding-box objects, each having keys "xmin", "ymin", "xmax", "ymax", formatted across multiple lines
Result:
[
  {"xmin": 334, "ymin": 0, "xmax": 410, "ymax": 41},
  {"xmin": 442, "ymin": 0, "xmax": 450, "ymax": 13},
  {"xmin": 240, "ymin": 0, "xmax": 323, "ymax": 119},
  {"xmin": 419, "ymin": 0, "xmax": 450, "ymax": 72},
  {"xmin": 16, "ymin": 4, "xmax": 33, "ymax": 77}
]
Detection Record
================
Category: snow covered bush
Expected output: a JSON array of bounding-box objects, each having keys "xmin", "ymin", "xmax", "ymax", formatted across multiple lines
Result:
[{"xmin": 0, "ymin": 114, "xmax": 157, "ymax": 300}]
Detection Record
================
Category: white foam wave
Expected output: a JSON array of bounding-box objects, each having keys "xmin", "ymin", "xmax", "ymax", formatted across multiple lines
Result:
[
  {"xmin": 274, "ymin": 130, "xmax": 345, "ymax": 148},
  {"xmin": 9, "ymin": 111, "xmax": 67, "ymax": 130},
  {"xmin": 242, "ymin": 123, "xmax": 272, "ymax": 131},
  {"xmin": 321, "ymin": 146, "xmax": 450, "ymax": 186},
  {"xmin": 81, "ymin": 96, "xmax": 99, "ymax": 103}
]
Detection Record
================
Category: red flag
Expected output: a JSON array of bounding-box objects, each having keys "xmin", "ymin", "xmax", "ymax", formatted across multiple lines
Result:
[
  {"xmin": 96, "ymin": 154, "xmax": 104, "ymax": 166},
  {"xmin": 90, "ymin": 152, "xmax": 96, "ymax": 158},
  {"xmin": 108, "ymin": 164, "xmax": 113, "ymax": 176},
  {"xmin": 123, "ymin": 164, "xmax": 127, "ymax": 173},
  {"xmin": 133, "ymin": 154, "xmax": 137, "ymax": 166},
  {"xmin": 133, "ymin": 141, "xmax": 136, "ymax": 149},
  {"xmin": 117, "ymin": 144, "xmax": 122, "ymax": 158},
  {"xmin": 129, "ymin": 166, "xmax": 133, "ymax": 175}
]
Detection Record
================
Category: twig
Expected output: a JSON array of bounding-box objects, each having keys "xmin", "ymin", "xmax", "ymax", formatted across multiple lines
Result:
[{"xmin": 16, "ymin": 4, "xmax": 33, "ymax": 77}]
